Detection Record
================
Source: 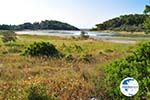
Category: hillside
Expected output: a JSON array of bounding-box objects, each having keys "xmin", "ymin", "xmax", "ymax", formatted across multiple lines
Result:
[
  {"xmin": 93, "ymin": 14, "xmax": 148, "ymax": 32},
  {"xmin": 0, "ymin": 20, "xmax": 79, "ymax": 30}
]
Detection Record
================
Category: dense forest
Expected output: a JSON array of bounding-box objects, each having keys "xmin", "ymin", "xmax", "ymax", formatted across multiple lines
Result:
[
  {"xmin": 0, "ymin": 20, "xmax": 79, "ymax": 30},
  {"xmin": 92, "ymin": 14, "xmax": 148, "ymax": 32}
]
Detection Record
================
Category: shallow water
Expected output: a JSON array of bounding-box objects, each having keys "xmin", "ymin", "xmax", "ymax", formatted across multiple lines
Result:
[
  {"xmin": 16, "ymin": 30, "xmax": 115, "ymax": 37},
  {"xmin": 15, "ymin": 30, "xmax": 149, "ymax": 44}
]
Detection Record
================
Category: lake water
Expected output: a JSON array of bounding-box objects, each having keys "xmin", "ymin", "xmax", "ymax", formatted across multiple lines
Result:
[
  {"xmin": 16, "ymin": 30, "xmax": 116, "ymax": 37},
  {"xmin": 15, "ymin": 30, "xmax": 148, "ymax": 44}
]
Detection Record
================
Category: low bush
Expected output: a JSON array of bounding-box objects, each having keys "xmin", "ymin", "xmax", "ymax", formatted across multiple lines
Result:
[
  {"xmin": 79, "ymin": 54, "xmax": 95, "ymax": 63},
  {"xmin": 1, "ymin": 31, "xmax": 17, "ymax": 43},
  {"xmin": 80, "ymin": 31, "xmax": 89, "ymax": 39},
  {"xmin": 65, "ymin": 54, "xmax": 74, "ymax": 62},
  {"xmin": 104, "ymin": 49, "xmax": 114, "ymax": 53},
  {"xmin": 23, "ymin": 42, "xmax": 62, "ymax": 57},
  {"xmin": 102, "ymin": 41, "xmax": 150, "ymax": 99},
  {"xmin": 61, "ymin": 44, "xmax": 83, "ymax": 54},
  {"xmin": 28, "ymin": 85, "xmax": 59, "ymax": 100}
]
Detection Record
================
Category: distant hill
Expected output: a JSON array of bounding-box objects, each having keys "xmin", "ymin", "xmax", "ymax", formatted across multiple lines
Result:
[
  {"xmin": 92, "ymin": 14, "xmax": 148, "ymax": 32},
  {"xmin": 0, "ymin": 20, "xmax": 79, "ymax": 30}
]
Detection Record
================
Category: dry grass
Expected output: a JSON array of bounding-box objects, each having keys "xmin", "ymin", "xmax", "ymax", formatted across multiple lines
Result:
[{"xmin": 0, "ymin": 34, "xmax": 135, "ymax": 100}]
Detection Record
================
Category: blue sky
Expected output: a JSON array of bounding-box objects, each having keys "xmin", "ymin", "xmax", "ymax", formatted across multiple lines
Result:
[{"xmin": 0, "ymin": 0, "xmax": 149, "ymax": 28}]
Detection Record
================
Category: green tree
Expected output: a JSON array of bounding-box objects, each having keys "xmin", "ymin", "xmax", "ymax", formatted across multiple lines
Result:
[
  {"xmin": 93, "ymin": 14, "xmax": 146, "ymax": 32},
  {"xmin": 144, "ymin": 5, "xmax": 150, "ymax": 14},
  {"xmin": 0, "ymin": 20, "xmax": 79, "ymax": 30},
  {"xmin": 144, "ymin": 5, "xmax": 150, "ymax": 34}
]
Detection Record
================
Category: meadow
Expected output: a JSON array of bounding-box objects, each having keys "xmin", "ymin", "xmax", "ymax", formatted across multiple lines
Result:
[{"xmin": 0, "ymin": 34, "xmax": 137, "ymax": 100}]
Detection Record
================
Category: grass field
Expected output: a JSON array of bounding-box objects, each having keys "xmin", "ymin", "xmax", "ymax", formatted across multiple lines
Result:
[{"xmin": 0, "ymin": 34, "xmax": 137, "ymax": 100}]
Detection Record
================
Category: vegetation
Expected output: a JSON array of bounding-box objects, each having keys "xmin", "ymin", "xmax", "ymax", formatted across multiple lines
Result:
[
  {"xmin": 28, "ymin": 85, "xmax": 58, "ymax": 100},
  {"xmin": 23, "ymin": 42, "xmax": 61, "ymax": 57},
  {"xmin": 93, "ymin": 14, "xmax": 148, "ymax": 32},
  {"xmin": 0, "ymin": 5, "xmax": 150, "ymax": 99},
  {"xmin": 1, "ymin": 31, "xmax": 17, "ymax": 42},
  {"xmin": 80, "ymin": 31, "xmax": 89, "ymax": 39},
  {"xmin": 0, "ymin": 20, "xmax": 79, "ymax": 31},
  {"xmin": 97, "ymin": 42, "xmax": 150, "ymax": 99},
  {"xmin": 144, "ymin": 5, "xmax": 150, "ymax": 34},
  {"xmin": 144, "ymin": 5, "xmax": 150, "ymax": 14},
  {"xmin": 0, "ymin": 34, "xmax": 134, "ymax": 100}
]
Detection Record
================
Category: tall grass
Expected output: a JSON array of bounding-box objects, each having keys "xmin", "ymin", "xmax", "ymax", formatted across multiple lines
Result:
[{"xmin": 0, "ymin": 34, "xmax": 135, "ymax": 99}]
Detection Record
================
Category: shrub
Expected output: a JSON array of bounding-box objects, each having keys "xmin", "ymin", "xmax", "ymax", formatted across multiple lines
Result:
[
  {"xmin": 23, "ymin": 42, "xmax": 61, "ymax": 57},
  {"xmin": 79, "ymin": 54, "xmax": 95, "ymax": 63},
  {"xmin": 74, "ymin": 44, "xmax": 83, "ymax": 53},
  {"xmin": 28, "ymin": 85, "xmax": 58, "ymax": 100},
  {"xmin": 104, "ymin": 49, "xmax": 114, "ymax": 53},
  {"xmin": 1, "ymin": 31, "xmax": 17, "ymax": 43},
  {"xmin": 61, "ymin": 44, "xmax": 83, "ymax": 54},
  {"xmin": 65, "ymin": 54, "xmax": 74, "ymax": 62},
  {"xmin": 103, "ymin": 41, "xmax": 150, "ymax": 99},
  {"xmin": 80, "ymin": 31, "xmax": 89, "ymax": 39},
  {"xmin": 144, "ymin": 16, "xmax": 150, "ymax": 34}
]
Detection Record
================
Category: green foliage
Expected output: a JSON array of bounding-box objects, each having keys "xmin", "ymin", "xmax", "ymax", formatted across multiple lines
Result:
[
  {"xmin": 23, "ymin": 42, "xmax": 61, "ymax": 57},
  {"xmin": 0, "ymin": 34, "xmax": 134, "ymax": 100},
  {"xmin": 80, "ymin": 31, "xmax": 89, "ymax": 39},
  {"xmin": 4, "ymin": 42, "xmax": 24, "ymax": 53},
  {"xmin": 65, "ymin": 54, "xmax": 74, "ymax": 62},
  {"xmin": 103, "ymin": 41, "xmax": 150, "ymax": 99},
  {"xmin": 94, "ymin": 14, "xmax": 147, "ymax": 32},
  {"xmin": 104, "ymin": 49, "xmax": 114, "ymax": 53},
  {"xmin": 144, "ymin": 16, "xmax": 150, "ymax": 34},
  {"xmin": 61, "ymin": 44, "xmax": 83, "ymax": 54},
  {"xmin": 39, "ymin": 20, "xmax": 79, "ymax": 30},
  {"xmin": 0, "ymin": 20, "xmax": 79, "ymax": 30},
  {"xmin": 79, "ymin": 54, "xmax": 95, "ymax": 63},
  {"xmin": 144, "ymin": 5, "xmax": 150, "ymax": 34},
  {"xmin": 28, "ymin": 85, "xmax": 58, "ymax": 100},
  {"xmin": 92, "ymin": 75, "xmax": 109, "ymax": 100},
  {"xmin": 0, "ymin": 24, "xmax": 12, "ymax": 30},
  {"xmin": 1, "ymin": 31, "xmax": 17, "ymax": 43},
  {"xmin": 144, "ymin": 5, "xmax": 150, "ymax": 14}
]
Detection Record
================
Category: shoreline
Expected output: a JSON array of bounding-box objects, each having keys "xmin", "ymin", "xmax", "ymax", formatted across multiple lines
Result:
[
  {"xmin": 90, "ymin": 30, "xmax": 146, "ymax": 35},
  {"xmin": 15, "ymin": 30, "xmax": 150, "ymax": 44}
]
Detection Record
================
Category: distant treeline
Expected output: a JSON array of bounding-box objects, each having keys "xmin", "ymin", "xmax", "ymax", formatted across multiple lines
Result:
[
  {"xmin": 0, "ymin": 20, "xmax": 79, "ymax": 30},
  {"xmin": 92, "ymin": 14, "xmax": 148, "ymax": 32}
]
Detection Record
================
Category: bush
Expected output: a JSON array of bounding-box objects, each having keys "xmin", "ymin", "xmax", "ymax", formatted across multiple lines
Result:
[
  {"xmin": 144, "ymin": 16, "xmax": 150, "ymax": 34},
  {"xmin": 28, "ymin": 85, "xmax": 59, "ymax": 100},
  {"xmin": 23, "ymin": 42, "xmax": 61, "ymax": 57},
  {"xmin": 80, "ymin": 31, "xmax": 89, "ymax": 39},
  {"xmin": 103, "ymin": 41, "xmax": 150, "ymax": 99},
  {"xmin": 79, "ymin": 54, "xmax": 95, "ymax": 63},
  {"xmin": 65, "ymin": 54, "xmax": 74, "ymax": 62},
  {"xmin": 104, "ymin": 49, "xmax": 114, "ymax": 53},
  {"xmin": 1, "ymin": 31, "xmax": 17, "ymax": 42},
  {"xmin": 61, "ymin": 44, "xmax": 83, "ymax": 54}
]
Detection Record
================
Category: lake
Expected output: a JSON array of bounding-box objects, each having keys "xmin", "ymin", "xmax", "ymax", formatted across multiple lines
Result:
[{"xmin": 16, "ymin": 30, "xmax": 149, "ymax": 44}]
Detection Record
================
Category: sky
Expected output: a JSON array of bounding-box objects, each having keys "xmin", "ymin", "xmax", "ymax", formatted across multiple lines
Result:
[{"xmin": 0, "ymin": 0, "xmax": 149, "ymax": 28}]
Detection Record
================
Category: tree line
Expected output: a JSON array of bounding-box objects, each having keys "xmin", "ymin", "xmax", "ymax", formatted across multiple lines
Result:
[
  {"xmin": 144, "ymin": 5, "xmax": 150, "ymax": 34},
  {"xmin": 92, "ymin": 14, "xmax": 148, "ymax": 32},
  {"xmin": 93, "ymin": 4, "xmax": 150, "ymax": 34},
  {"xmin": 0, "ymin": 20, "xmax": 79, "ymax": 30}
]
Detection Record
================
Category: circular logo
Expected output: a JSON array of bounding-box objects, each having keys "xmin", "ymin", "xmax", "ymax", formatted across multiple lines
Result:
[{"xmin": 120, "ymin": 77, "xmax": 139, "ymax": 97}]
